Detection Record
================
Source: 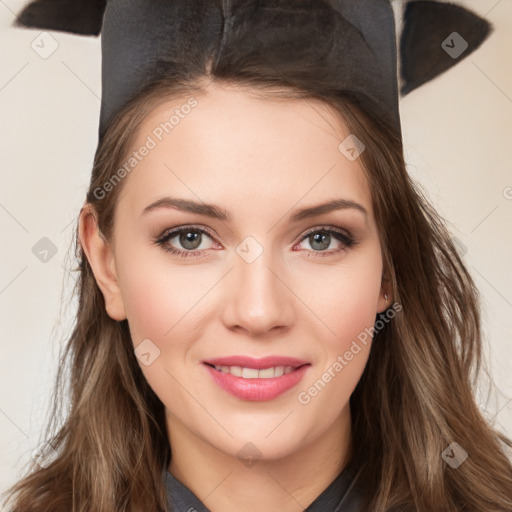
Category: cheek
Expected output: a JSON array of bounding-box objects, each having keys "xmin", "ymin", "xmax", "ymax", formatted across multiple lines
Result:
[
  {"xmin": 335, "ymin": 265, "xmax": 382, "ymax": 344},
  {"xmin": 114, "ymin": 251, "xmax": 205, "ymax": 407},
  {"xmin": 119, "ymin": 271, "xmax": 172, "ymax": 344},
  {"xmin": 295, "ymin": 256, "xmax": 381, "ymax": 416},
  {"xmin": 115, "ymin": 243, "xmax": 203, "ymax": 344},
  {"xmin": 297, "ymin": 248, "xmax": 383, "ymax": 343},
  {"xmin": 295, "ymin": 248, "xmax": 382, "ymax": 391}
]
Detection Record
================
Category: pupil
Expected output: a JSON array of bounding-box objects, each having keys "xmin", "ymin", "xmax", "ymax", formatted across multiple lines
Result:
[
  {"xmin": 180, "ymin": 231, "xmax": 201, "ymax": 250},
  {"xmin": 311, "ymin": 232, "xmax": 330, "ymax": 250}
]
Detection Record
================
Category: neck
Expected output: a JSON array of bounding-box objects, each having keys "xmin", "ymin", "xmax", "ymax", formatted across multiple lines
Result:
[{"xmin": 166, "ymin": 404, "xmax": 352, "ymax": 512}]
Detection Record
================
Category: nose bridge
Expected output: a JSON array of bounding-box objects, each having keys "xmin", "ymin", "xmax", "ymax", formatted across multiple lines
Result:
[{"xmin": 223, "ymin": 235, "xmax": 293, "ymax": 334}]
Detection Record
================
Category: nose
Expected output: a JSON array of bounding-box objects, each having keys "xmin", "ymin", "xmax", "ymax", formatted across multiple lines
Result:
[{"xmin": 221, "ymin": 248, "xmax": 295, "ymax": 337}]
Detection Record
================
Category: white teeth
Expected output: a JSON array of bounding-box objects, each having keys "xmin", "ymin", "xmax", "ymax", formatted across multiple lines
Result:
[
  {"xmin": 229, "ymin": 365, "xmax": 243, "ymax": 377},
  {"xmin": 274, "ymin": 366, "xmax": 285, "ymax": 377},
  {"xmin": 258, "ymin": 367, "xmax": 276, "ymax": 378},
  {"xmin": 242, "ymin": 367, "xmax": 259, "ymax": 379},
  {"xmin": 213, "ymin": 365, "xmax": 296, "ymax": 378}
]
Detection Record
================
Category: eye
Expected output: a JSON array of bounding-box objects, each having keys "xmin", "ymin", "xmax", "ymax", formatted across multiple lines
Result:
[
  {"xmin": 294, "ymin": 226, "xmax": 356, "ymax": 257},
  {"xmin": 153, "ymin": 224, "xmax": 357, "ymax": 259},
  {"xmin": 153, "ymin": 225, "xmax": 218, "ymax": 258}
]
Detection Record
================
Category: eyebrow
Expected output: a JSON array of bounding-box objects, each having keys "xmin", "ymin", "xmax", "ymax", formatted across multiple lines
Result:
[{"xmin": 141, "ymin": 196, "xmax": 368, "ymax": 222}]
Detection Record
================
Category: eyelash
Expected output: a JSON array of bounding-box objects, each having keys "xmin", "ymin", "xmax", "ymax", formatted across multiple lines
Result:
[{"xmin": 153, "ymin": 224, "xmax": 357, "ymax": 259}]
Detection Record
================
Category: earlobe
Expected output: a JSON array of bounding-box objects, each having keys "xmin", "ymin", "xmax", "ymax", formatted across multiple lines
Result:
[
  {"xmin": 377, "ymin": 267, "xmax": 392, "ymax": 313},
  {"xmin": 78, "ymin": 204, "xmax": 127, "ymax": 321},
  {"xmin": 377, "ymin": 289, "xmax": 391, "ymax": 314}
]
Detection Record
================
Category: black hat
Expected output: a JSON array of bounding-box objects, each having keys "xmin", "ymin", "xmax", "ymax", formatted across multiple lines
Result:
[{"xmin": 14, "ymin": 0, "xmax": 493, "ymax": 143}]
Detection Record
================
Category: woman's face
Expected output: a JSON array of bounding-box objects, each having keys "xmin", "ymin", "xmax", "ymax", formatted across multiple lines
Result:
[{"xmin": 82, "ymin": 82, "xmax": 389, "ymax": 462}]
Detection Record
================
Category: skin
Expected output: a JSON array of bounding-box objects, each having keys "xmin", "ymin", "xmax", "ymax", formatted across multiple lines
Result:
[{"xmin": 79, "ymin": 82, "xmax": 390, "ymax": 512}]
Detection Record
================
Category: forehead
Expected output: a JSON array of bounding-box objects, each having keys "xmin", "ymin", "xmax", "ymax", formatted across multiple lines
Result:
[{"xmin": 117, "ymin": 83, "xmax": 374, "ymax": 222}]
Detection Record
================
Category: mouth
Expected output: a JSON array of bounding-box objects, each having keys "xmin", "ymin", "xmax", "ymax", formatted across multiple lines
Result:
[
  {"xmin": 202, "ymin": 359, "xmax": 311, "ymax": 401},
  {"xmin": 203, "ymin": 362, "xmax": 309, "ymax": 379}
]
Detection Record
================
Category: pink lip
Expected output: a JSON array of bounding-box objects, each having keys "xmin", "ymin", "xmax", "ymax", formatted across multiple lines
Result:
[
  {"xmin": 202, "ymin": 359, "xmax": 311, "ymax": 401},
  {"xmin": 203, "ymin": 355, "xmax": 309, "ymax": 369}
]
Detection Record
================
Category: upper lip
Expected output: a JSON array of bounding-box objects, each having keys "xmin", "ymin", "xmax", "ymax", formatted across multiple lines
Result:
[{"xmin": 203, "ymin": 356, "xmax": 310, "ymax": 369}]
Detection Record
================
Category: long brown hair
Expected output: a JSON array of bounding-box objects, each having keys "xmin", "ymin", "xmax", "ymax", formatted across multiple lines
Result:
[{"xmin": 3, "ymin": 8, "xmax": 512, "ymax": 512}]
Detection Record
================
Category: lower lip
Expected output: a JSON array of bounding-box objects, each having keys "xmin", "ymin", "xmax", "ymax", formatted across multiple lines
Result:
[{"xmin": 203, "ymin": 363, "xmax": 310, "ymax": 401}]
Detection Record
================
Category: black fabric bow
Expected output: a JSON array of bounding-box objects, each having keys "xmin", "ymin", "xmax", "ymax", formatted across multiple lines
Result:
[{"xmin": 13, "ymin": 0, "xmax": 493, "ymax": 142}]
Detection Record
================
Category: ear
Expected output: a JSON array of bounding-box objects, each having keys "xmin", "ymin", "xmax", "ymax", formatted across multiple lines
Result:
[
  {"xmin": 78, "ymin": 203, "xmax": 127, "ymax": 321},
  {"xmin": 377, "ymin": 267, "xmax": 392, "ymax": 314},
  {"xmin": 399, "ymin": 0, "xmax": 493, "ymax": 96},
  {"xmin": 13, "ymin": 0, "xmax": 107, "ymax": 36}
]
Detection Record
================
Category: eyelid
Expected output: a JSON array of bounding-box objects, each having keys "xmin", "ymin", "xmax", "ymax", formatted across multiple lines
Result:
[
  {"xmin": 297, "ymin": 225, "xmax": 353, "ymax": 242},
  {"xmin": 157, "ymin": 224, "xmax": 218, "ymax": 241}
]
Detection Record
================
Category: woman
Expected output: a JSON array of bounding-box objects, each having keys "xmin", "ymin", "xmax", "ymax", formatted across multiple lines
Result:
[{"xmin": 3, "ymin": 0, "xmax": 512, "ymax": 511}]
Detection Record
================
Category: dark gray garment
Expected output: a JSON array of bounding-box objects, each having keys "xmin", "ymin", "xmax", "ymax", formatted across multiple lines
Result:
[{"xmin": 165, "ymin": 463, "xmax": 364, "ymax": 512}]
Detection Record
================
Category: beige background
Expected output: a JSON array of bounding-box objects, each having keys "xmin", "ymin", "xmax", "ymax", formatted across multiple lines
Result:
[{"xmin": 1, "ymin": 0, "xmax": 511, "ymax": 495}]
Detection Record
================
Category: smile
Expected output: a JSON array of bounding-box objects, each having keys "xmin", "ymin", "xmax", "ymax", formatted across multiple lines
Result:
[{"xmin": 203, "ymin": 362, "xmax": 311, "ymax": 401}]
